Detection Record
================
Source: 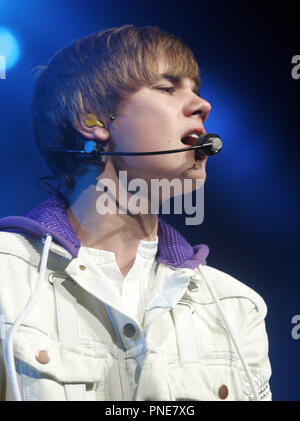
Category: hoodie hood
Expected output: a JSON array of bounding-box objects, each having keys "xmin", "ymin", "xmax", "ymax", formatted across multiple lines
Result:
[{"xmin": 0, "ymin": 195, "xmax": 209, "ymax": 268}]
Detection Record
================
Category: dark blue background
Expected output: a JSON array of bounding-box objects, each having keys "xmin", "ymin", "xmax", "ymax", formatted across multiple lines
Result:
[{"xmin": 0, "ymin": 0, "xmax": 299, "ymax": 400}]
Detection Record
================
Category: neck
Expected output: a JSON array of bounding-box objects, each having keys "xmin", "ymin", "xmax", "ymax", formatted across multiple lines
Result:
[{"xmin": 66, "ymin": 161, "xmax": 158, "ymax": 264}]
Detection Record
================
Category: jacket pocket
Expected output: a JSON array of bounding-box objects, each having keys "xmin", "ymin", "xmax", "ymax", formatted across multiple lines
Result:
[
  {"xmin": 166, "ymin": 362, "xmax": 246, "ymax": 401},
  {"xmin": 10, "ymin": 326, "xmax": 110, "ymax": 400}
]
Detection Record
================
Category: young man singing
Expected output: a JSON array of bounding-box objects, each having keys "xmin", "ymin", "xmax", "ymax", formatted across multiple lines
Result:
[{"xmin": 0, "ymin": 25, "xmax": 271, "ymax": 401}]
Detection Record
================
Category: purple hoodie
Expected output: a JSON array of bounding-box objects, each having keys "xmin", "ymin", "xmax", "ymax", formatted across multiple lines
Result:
[{"xmin": 0, "ymin": 195, "xmax": 209, "ymax": 269}]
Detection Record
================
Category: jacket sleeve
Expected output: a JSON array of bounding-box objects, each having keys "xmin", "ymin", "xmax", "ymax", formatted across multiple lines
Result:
[
  {"xmin": 240, "ymin": 295, "xmax": 272, "ymax": 401},
  {"xmin": 0, "ymin": 340, "xmax": 6, "ymax": 401}
]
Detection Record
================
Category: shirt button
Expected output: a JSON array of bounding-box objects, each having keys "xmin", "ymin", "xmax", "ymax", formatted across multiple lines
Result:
[
  {"xmin": 122, "ymin": 323, "xmax": 136, "ymax": 337},
  {"xmin": 35, "ymin": 350, "xmax": 50, "ymax": 364},
  {"xmin": 218, "ymin": 385, "xmax": 229, "ymax": 400},
  {"xmin": 79, "ymin": 265, "xmax": 86, "ymax": 271}
]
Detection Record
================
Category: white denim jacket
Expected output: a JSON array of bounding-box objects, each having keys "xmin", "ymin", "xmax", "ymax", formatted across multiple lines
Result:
[{"xmin": 0, "ymin": 197, "xmax": 272, "ymax": 401}]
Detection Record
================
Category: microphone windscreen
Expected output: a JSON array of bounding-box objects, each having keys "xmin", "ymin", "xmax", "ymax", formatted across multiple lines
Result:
[{"xmin": 196, "ymin": 133, "xmax": 223, "ymax": 156}]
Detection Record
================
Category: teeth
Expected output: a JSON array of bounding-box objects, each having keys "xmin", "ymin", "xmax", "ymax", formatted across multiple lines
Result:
[{"xmin": 181, "ymin": 132, "xmax": 201, "ymax": 145}]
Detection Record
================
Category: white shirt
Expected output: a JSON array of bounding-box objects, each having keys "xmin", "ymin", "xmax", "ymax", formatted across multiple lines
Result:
[{"xmin": 81, "ymin": 236, "xmax": 158, "ymax": 325}]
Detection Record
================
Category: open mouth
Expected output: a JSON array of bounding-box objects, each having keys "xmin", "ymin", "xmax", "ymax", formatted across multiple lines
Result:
[
  {"xmin": 181, "ymin": 133, "xmax": 199, "ymax": 146},
  {"xmin": 181, "ymin": 130, "xmax": 207, "ymax": 161},
  {"xmin": 181, "ymin": 134, "xmax": 207, "ymax": 162}
]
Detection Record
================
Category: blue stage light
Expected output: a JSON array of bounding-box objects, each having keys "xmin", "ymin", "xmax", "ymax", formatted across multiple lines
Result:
[{"xmin": 0, "ymin": 26, "xmax": 21, "ymax": 70}]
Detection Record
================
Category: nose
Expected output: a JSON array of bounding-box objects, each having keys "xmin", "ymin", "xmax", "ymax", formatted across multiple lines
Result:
[{"xmin": 184, "ymin": 94, "xmax": 211, "ymax": 123}]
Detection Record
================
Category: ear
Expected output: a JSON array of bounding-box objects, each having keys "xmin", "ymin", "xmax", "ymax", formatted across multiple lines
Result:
[{"xmin": 73, "ymin": 114, "xmax": 110, "ymax": 142}]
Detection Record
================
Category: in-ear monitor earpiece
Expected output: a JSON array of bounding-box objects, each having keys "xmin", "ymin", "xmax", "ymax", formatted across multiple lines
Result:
[{"xmin": 85, "ymin": 114, "xmax": 104, "ymax": 128}]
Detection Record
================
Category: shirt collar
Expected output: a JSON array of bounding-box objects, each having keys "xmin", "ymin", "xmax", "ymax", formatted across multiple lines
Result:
[{"xmin": 0, "ymin": 195, "xmax": 209, "ymax": 268}]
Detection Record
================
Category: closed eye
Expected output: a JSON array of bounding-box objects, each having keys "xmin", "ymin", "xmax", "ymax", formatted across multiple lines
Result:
[{"xmin": 156, "ymin": 86, "xmax": 175, "ymax": 94}]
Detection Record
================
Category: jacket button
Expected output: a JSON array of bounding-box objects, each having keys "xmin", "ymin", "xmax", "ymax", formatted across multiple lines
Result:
[
  {"xmin": 79, "ymin": 265, "xmax": 86, "ymax": 271},
  {"xmin": 35, "ymin": 350, "xmax": 50, "ymax": 364},
  {"xmin": 218, "ymin": 385, "xmax": 229, "ymax": 400},
  {"xmin": 122, "ymin": 323, "xmax": 136, "ymax": 337}
]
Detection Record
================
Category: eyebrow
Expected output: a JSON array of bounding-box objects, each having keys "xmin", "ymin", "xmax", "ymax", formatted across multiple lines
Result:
[{"xmin": 160, "ymin": 73, "xmax": 201, "ymax": 95}]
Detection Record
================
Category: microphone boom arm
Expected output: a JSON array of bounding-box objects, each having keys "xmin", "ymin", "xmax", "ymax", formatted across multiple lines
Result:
[
  {"xmin": 84, "ymin": 133, "xmax": 223, "ymax": 157},
  {"xmin": 90, "ymin": 142, "xmax": 215, "ymax": 156},
  {"xmin": 50, "ymin": 133, "xmax": 222, "ymax": 157}
]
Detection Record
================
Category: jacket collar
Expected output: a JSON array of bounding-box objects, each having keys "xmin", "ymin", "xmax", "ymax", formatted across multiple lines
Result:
[{"xmin": 0, "ymin": 195, "xmax": 209, "ymax": 268}]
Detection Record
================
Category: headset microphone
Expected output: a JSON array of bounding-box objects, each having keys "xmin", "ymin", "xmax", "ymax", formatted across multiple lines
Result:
[
  {"xmin": 55, "ymin": 114, "xmax": 223, "ymax": 158},
  {"xmin": 51, "ymin": 133, "xmax": 222, "ymax": 159},
  {"xmin": 79, "ymin": 133, "xmax": 222, "ymax": 157}
]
